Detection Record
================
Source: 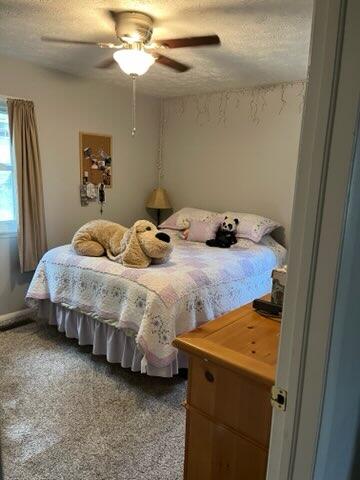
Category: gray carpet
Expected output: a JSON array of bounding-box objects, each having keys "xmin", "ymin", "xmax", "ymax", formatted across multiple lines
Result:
[{"xmin": 0, "ymin": 321, "xmax": 186, "ymax": 480}]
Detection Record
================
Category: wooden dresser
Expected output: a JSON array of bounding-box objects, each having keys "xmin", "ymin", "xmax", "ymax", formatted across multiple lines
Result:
[{"xmin": 173, "ymin": 299, "xmax": 280, "ymax": 480}]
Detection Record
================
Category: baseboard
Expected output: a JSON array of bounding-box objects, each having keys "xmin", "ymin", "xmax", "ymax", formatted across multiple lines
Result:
[{"xmin": 0, "ymin": 307, "xmax": 35, "ymax": 325}]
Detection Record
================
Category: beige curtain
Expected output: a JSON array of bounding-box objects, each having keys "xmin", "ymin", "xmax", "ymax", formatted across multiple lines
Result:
[{"xmin": 7, "ymin": 99, "xmax": 47, "ymax": 273}]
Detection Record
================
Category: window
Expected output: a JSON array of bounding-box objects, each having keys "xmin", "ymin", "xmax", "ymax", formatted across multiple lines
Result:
[{"xmin": 0, "ymin": 100, "xmax": 17, "ymax": 234}]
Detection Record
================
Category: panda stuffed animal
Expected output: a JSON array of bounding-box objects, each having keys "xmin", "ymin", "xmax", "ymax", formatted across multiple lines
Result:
[{"xmin": 206, "ymin": 216, "xmax": 239, "ymax": 248}]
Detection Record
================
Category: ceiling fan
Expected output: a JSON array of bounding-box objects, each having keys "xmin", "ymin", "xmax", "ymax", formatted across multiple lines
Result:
[{"xmin": 41, "ymin": 10, "xmax": 221, "ymax": 76}]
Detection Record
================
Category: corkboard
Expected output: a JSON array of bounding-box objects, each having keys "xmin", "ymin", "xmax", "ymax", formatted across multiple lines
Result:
[{"xmin": 79, "ymin": 132, "xmax": 112, "ymax": 188}]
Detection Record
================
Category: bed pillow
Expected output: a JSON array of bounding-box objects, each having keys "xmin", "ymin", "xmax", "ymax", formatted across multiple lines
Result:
[
  {"xmin": 176, "ymin": 208, "xmax": 220, "ymax": 229},
  {"xmin": 187, "ymin": 220, "xmax": 220, "ymax": 243},
  {"xmin": 223, "ymin": 211, "xmax": 280, "ymax": 243},
  {"xmin": 159, "ymin": 207, "xmax": 220, "ymax": 230},
  {"xmin": 158, "ymin": 211, "xmax": 181, "ymax": 230}
]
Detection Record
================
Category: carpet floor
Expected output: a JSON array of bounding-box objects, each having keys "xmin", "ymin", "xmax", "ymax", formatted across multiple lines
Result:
[{"xmin": 0, "ymin": 321, "xmax": 186, "ymax": 480}]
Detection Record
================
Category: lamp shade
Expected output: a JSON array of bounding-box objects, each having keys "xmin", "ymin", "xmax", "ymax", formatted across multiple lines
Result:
[
  {"xmin": 146, "ymin": 187, "xmax": 172, "ymax": 209},
  {"xmin": 113, "ymin": 49, "xmax": 155, "ymax": 76}
]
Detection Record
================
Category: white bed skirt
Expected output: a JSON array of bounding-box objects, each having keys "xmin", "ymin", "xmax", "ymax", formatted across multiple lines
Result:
[{"xmin": 37, "ymin": 300, "xmax": 187, "ymax": 378}]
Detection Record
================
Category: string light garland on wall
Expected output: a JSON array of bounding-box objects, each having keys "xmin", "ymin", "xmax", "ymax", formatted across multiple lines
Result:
[
  {"xmin": 145, "ymin": 99, "xmax": 172, "ymax": 226},
  {"xmin": 156, "ymin": 99, "xmax": 166, "ymax": 185},
  {"xmin": 164, "ymin": 80, "xmax": 306, "ymax": 126}
]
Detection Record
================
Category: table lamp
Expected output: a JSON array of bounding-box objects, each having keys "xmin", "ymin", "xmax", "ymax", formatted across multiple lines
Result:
[{"xmin": 146, "ymin": 187, "xmax": 172, "ymax": 226}]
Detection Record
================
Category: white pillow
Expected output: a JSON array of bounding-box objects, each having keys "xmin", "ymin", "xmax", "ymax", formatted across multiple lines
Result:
[
  {"xmin": 223, "ymin": 211, "xmax": 280, "ymax": 243},
  {"xmin": 159, "ymin": 207, "xmax": 220, "ymax": 230}
]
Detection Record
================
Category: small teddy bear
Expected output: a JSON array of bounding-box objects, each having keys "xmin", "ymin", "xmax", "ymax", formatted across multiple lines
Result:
[{"xmin": 206, "ymin": 216, "xmax": 239, "ymax": 248}]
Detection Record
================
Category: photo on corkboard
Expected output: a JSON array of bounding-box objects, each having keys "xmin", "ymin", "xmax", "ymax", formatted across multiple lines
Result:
[{"xmin": 80, "ymin": 132, "xmax": 112, "ymax": 188}]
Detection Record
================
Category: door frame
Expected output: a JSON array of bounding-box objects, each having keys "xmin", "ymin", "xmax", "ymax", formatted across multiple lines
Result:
[{"xmin": 267, "ymin": 0, "xmax": 360, "ymax": 478}]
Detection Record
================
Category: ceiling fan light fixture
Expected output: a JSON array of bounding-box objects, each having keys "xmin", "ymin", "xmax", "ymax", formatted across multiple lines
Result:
[
  {"xmin": 120, "ymin": 33, "xmax": 141, "ymax": 43},
  {"xmin": 113, "ymin": 48, "xmax": 155, "ymax": 76}
]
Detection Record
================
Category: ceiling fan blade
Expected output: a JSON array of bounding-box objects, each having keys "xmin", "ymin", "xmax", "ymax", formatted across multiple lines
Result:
[
  {"xmin": 108, "ymin": 10, "xmax": 120, "ymax": 24},
  {"xmin": 157, "ymin": 35, "xmax": 220, "ymax": 49},
  {"xmin": 41, "ymin": 36, "xmax": 119, "ymax": 49},
  {"xmin": 96, "ymin": 57, "xmax": 117, "ymax": 69},
  {"xmin": 41, "ymin": 36, "xmax": 100, "ymax": 46},
  {"xmin": 156, "ymin": 54, "xmax": 190, "ymax": 73}
]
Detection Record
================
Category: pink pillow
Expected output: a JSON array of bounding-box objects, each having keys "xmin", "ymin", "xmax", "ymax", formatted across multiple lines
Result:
[{"xmin": 187, "ymin": 220, "xmax": 220, "ymax": 243}]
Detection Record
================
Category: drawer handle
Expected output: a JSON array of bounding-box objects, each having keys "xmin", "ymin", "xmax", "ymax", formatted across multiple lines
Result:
[{"xmin": 204, "ymin": 370, "xmax": 215, "ymax": 383}]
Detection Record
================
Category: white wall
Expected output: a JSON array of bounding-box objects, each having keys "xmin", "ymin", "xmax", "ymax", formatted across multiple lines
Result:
[
  {"xmin": 162, "ymin": 82, "xmax": 304, "ymax": 244},
  {"xmin": 0, "ymin": 54, "xmax": 160, "ymax": 315}
]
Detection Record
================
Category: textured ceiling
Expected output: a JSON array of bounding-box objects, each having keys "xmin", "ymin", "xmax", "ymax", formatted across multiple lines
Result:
[{"xmin": 0, "ymin": 0, "xmax": 313, "ymax": 97}]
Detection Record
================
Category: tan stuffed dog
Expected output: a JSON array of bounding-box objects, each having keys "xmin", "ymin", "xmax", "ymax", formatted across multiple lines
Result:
[
  {"xmin": 72, "ymin": 219, "xmax": 173, "ymax": 268},
  {"xmin": 118, "ymin": 220, "xmax": 173, "ymax": 268}
]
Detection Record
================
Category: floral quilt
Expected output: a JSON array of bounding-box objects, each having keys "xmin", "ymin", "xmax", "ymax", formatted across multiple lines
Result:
[{"xmin": 26, "ymin": 233, "xmax": 286, "ymax": 369}]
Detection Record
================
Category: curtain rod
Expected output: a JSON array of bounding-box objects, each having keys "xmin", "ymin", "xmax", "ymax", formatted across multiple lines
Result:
[{"xmin": 0, "ymin": 94, "xmax": 32, "ymax": 101}]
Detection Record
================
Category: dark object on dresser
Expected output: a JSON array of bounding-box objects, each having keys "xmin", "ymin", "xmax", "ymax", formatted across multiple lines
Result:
[
  {"xmin": 253, "ymin": 298, "xmax": 282, "ymax": 318},
  {"xmin": 206, "ymin": 216, "xmax": 238, "ymax": 248},
  {"xmin": 173, "ymin": 297, "xmax": 280, "ymax": 480}
]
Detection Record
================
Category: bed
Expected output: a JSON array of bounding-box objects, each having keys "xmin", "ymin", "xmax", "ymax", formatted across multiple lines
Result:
[{"xmin": 26, "ymin": 230, "xmax": 286, "ymax": 377}]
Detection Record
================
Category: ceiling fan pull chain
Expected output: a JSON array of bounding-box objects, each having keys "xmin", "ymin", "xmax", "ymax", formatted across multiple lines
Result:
[{"xmin": 132, "ymin": 74, "xmax": 137, "ymax": 136}]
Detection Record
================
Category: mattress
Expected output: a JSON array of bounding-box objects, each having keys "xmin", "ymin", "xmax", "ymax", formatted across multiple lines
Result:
[{"xmin": 26, "ymin": 231, "xmax": 286, "ymax": 376}]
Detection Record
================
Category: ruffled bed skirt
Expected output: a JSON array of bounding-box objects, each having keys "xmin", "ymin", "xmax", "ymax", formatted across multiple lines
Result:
[{"xmin": 37, "ymin": 300, "xmax": 187, "ymax": 378}]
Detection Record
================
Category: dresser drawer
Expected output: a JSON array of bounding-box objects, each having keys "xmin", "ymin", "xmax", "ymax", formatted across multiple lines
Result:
[
  {"xmin": 188, "ymin": 356, "xmax": 273, "ymax": 447},
  {"xmin": 185, "ymin": 407, "xmax": 268, "ymax": 480}
]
